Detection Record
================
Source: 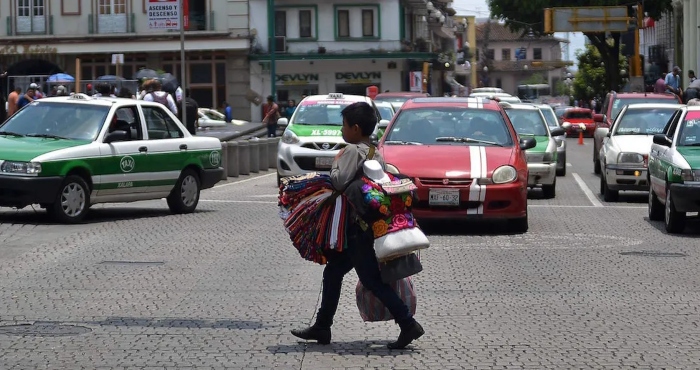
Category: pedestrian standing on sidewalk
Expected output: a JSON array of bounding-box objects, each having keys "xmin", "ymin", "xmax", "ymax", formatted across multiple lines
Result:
[
  {"xmin": 262, "ymin": 95, "xmax": 280, "ymax": 137},
  {"xmin": 654, "ymin": 73, "xmax": 667, "ymax": 93},
  {"xmin": 290, "ymin": 102, "xmax": 424, "ymax": 350}
]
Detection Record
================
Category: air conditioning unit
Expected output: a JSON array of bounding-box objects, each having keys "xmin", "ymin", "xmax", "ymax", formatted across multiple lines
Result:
[{"xmin": 275, "ymin": 36, "xmax": 287, "ymax": 53}]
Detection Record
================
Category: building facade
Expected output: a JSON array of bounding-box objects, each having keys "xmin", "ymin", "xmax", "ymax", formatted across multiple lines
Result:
[
  {"xmin": 0, "ymin": 0, "xmax": 251, "ymax": 118},
  {"xmin": 248, "ymin": 0, "xmax": 459, "ymax": 121},
  {"xmin": 475, "ymin": 21, "xmax": 571, "ymax": 96},
  {"xmin": 640, "ymin": 6, "xmax": 682, "ymax": 87},
  {"xmin": 680, "ymin": 0, "xmax": 699, "ymax": 80}
]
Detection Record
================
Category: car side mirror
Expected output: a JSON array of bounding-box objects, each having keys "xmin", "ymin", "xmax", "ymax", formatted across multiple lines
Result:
[
  {"xmin": 593, "ymin": 113, "xmax": 606, "ymax": 123},
  {"xmin": 378, "ymin": 119, "xmax": 390, "ymax": 129},
  {"xmin": 370, "ymin": 134, "xmax": 379, "ymax": 146},
  {"xmin": 519, "ymin": 137, "xmax": 536, "ymax": 150},
  {"xmin": 606, "ymin": 131, "xmax": 612, "ymax": 137},
  {"xmin": 104, "ymin": 130, "xmax": 129, "ymax": 143},
  {"xmin": 277, "ymin": 117, "xmax": 289, "ymax": 127},
  {"xmin": 550, "ymin": 127, "xmax": 565, "ymax": 136},
  {"xmin": 653, "ymin": 133, "xmax": 672, "ymax": 147}
]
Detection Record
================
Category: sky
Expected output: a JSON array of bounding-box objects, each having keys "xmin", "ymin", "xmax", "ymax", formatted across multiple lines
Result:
[{"xmin": 452, "ymin": 0, "xmax": 586, "ymax": 67}]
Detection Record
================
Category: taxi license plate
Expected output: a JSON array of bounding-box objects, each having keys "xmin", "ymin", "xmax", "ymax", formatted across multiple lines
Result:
[
  {"xmin": 315, "ymin": 157, "xmax": 334, "ymax": 169},
  {"xmin": 429, "ymin": 189, "xmax": 460, "ymax": 206}
]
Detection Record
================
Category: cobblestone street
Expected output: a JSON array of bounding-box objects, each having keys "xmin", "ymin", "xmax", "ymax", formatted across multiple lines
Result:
[{"xmin": 1, "ymin": 137, "xmax": 699, "ymax": 369}]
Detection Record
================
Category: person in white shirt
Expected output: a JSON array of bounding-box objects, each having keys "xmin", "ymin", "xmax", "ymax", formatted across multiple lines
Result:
[{"xmin": 143, "ymin": 79, "xmax": 178, "ymax": 115}]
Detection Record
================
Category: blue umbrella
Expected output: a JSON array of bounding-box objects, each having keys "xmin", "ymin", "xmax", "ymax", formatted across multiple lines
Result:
[
  {"xmin": 97, "ymin": 75, "xmax": 126, "ymax": 81},
  {"xmin": 47, "ymin": 73, "xmax": 75, "ymax": 82}
]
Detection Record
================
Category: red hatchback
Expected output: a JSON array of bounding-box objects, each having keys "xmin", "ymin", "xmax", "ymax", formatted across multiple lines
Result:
[
  {"xmin": 562, "ymin": 107, "xmax": 595, "ymax": 136},
  {"xmin": 378, "ymin": 97, "xmax": 536, "ymax": 232}
]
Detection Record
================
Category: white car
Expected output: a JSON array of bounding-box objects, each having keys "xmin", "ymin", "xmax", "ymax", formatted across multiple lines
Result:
[
  {"xmin": 599, "ymin": 103, "xmax": 683, "ymax": 202},
  {"xmin": 197, "ymin": 108, "xmax": 247, "ymax": 128},
  {"xmin": 276, "ymin": 93, "xmax": 389, "ymax": 184}
]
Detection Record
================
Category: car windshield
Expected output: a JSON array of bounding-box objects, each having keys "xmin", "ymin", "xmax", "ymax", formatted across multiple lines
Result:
[
  {"xmin": 384, "ymin": 107, "xmax": 513, "ymax": 146},
  {"xmin": 564, "ymin": 111, "xmax": 592, "ymax": 119},
  {"xmin": 613, "ymin": 108, "xmax": 676, "ymax": 135},
  {"xmin": 677, "ymin": 111, "xmax": 700, "ymax": 146},
  {"xmin": 377, "ymin": 106, "xmax": 394, "ymax": 120},
  {"xmin": 202, "ymin": 110, "xmax": 224, "ymax": 120},
  {"xmin": 539, "ymin": 108, "xmax": 560, "ymax": 128},
  {"xmin": 0, "ymin": 102, "xmax": 110, "ymax": 141},
  {"xmin": 290, "ymin": 100, "xmax": 354, "ymax": 125},
  {"xmin": 612, "ymin": 98, "xmax": 678, "ymax": 120},
  {"xmin": 504, "ymin": 109, "xmax": 549, "ymax": 136}
]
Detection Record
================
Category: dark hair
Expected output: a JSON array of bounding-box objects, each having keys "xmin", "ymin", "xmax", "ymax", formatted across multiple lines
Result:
[
  {"xmin": 340, "ymin": 102, "xmax": 377, "ymax": 136},
  {"xmin": 118, "ymin": 88, "xmax": 133, "ymax": 98},
  {"xmin": 267, "ymin": 95, "xmax": 274, "ymax": 102},
  {"xmin": 690, "ymin": 70, "xmax": 696, "ymax": 76},
  {"xmin": 96, "ymin": 82, "xmax": 112, "ymax": 95}
]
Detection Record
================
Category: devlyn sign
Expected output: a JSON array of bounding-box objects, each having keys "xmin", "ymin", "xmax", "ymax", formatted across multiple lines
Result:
[
  {"xmin": 336, "ymin": 72, "xmax": 381, "ymax": 84},
  {"xmin": 276, "ymin": 73, "xmax": 318, "ymax": 86},
  {"xmin": 0, "ymin": 44, "xmax": 58, "ymax": 55}
]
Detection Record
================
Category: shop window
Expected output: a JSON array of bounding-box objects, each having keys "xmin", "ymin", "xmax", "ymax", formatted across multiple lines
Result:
[
  {"xmin": 190, "ymin": 63, "xmax": 212, "ymax": 84},
  {"xmin": 81, "ymin": 66, "xmax": 92, "ymax": 80},
  {"xmin": 274, "ymin": 11, "xmax": 286, "ymax": 36},
  {"xmin": 337, "ymin": 10, "xmax": 349, "ymax": 38},
  {"xmin": 502, "ymin": 49, "xmax": 511, "ymax": 61},
  {"xmin": 95, "ymin": 65, "xmax": 107, "ymax": 78},
  {"xmin": 362, "ymin": 9, "xmax": 374, "ymax": 37},
  {"xmin": 496, "ymin": 78, "xmax": 502, "ymax": 88},
  {"xmin": 485, "ymin": 49, "xmax": 495, "ymax": 60},
  {"xmin": 216, "ymin": 63, "xmax": 226, "ymax": 85},
  {"xmin": 186, "ymin": 0, "xmax": 207, "ymax": 31},
  {"xmin": 534, "ymin": 48, "xmax": 542, "ymax": 60},
  {"xmin": 299, "ymin": 10, "xmax": 312, "ymax": 38}
]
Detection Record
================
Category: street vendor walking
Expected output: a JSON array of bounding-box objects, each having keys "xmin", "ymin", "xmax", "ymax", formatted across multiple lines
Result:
[{"xmin": 290, "ymin": 102, "xmax": 424, "ymax": 349}]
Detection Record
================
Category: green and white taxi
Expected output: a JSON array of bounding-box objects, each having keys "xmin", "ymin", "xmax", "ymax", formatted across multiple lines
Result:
[
  {"xmin": 648, "ymin": 105, "xmax": 700, "ymax": 233},
  {"xmin": 501, "ymin": 102, "xmax": 565, "ymax": 198},
  {"xmin": 276, "ymin": 93, "xmax": 388, "ymax": 184},
  {"xmin": 0, "ymin": 94, "xmax": 224, "ymax": 223}
]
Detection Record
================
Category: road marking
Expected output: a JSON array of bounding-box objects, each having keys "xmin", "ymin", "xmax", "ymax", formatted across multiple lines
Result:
[
  {"xmin": 200, "ymin": 199, "xmax": 277, "ymax": 204},
  {"xmin": 528, "ymin": 204, "xmax": 645, "ymax": 209},
  {"xmin": 212, "ymin": 173, "xmax": 276, "ymax": 189},
  {"xmin": 250, "ymin": 194, "xmax": 279, "ymax": 198},
  {"xmin": 572, "ymin": 172, "xmax": 604, "ymax": 207},
  {"xmin": 566, "ymin": 163, "xmax": 573, "ymax": 167}
]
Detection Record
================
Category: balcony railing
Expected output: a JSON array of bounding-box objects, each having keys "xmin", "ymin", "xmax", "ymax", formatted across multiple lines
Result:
[{"xmin": 489, "ymin": 59, "xmax": 574, "ymax": 71}]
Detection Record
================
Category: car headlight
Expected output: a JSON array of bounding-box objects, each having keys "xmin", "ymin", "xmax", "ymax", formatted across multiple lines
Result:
[
  {"xmin": 617, "ymin": 152, "xmax": 644, "ymax": 164},
  {"xmin": 478, "ymin": 165, "xmax": 517, "ymax": 185},
  {"xmin": 281, "ymin": 130, "xmax": 300, "ymax": 144},
  {"xmin": 0, "ymin": 161, "xmax": 42, "ymax": 175},
  {"xmin": 680, "ymin": 169, "xmax": 700, "ymax": 182},
  {"xmin": 385, "ymin": 163, "xmax": 400, "ymax": 175}
]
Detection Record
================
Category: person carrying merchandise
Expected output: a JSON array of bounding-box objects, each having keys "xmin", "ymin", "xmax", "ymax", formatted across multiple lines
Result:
[
  {"xmin": 143, "ymin": 79, "xmax": 178, "ymax": 115},
  {"xmin": 290, "ymin": 102, "xmax": 425, "ymax": 350}
]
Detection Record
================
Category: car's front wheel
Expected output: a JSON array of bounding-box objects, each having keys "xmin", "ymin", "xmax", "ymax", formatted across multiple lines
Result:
[
  {"xmin": 556, "ymin": 153, "xmax": 567, "ymax": 176},
  {"xmin": 167, "ymin": 169, "xmax": 201, "ymax": 214},
  {"xmin": 600, "ymin": 173, "xmax": 619, "ymax": 202},
  {"xmin": 48, "ymin": 175, "xmax": 90, "ymax": 223},
  {"xmin": 664, "ymin": 188, "xmax": 686, "ymax": 233}
]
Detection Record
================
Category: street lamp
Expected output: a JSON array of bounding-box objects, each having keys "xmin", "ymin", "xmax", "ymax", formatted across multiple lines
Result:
[
  {"xmin": 523, "ymin": 64, "xmax": 529, "ymax": 71},
  {"xmin": 426, "ymin": 1, "xmax": 434, "ymax": 11},
  {"xmin": 483, "ymin": 66, "xmax": 489, "ymax": 72}
]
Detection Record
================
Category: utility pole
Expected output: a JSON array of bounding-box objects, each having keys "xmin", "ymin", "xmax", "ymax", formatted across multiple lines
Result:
[
  {"xmin": 267, "ymin": 0, "xmax": 276, "ymax": 100},
  {"xmin": 179, "ymin": 0, "xmax": 186, "ymax": 119}
]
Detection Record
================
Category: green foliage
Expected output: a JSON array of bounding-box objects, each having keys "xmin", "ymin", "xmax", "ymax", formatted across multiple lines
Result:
[
  {"xmin": 521, "ymin": 73, "xmax": 547, "ymax": 85},
  {"xmin": 555, "ymin": 80, "xmax": 569, "ymax": 96},
  {"xmin": 573, "ymin": 44, "xmax": 628, "ymax": 102}
]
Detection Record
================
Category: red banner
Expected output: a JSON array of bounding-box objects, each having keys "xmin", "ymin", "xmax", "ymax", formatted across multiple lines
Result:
[{"xmin": 183, "ymin": 0, "xmax": 190, "ymax": 30}]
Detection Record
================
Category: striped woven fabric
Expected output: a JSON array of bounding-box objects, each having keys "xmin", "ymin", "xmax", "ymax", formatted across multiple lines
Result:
[{"xmin": 355, "ymin": 277, "xmax": 417, "ymax": 322}]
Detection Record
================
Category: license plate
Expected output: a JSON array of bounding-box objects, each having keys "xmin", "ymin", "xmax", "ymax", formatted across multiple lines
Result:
[
  {"xmin": 429, "ymin": 188, "xmax": 460, "ymax": 206},
  {"xmin": 315, "ymin": 157, "xmax": 334, "ymax": 169}
]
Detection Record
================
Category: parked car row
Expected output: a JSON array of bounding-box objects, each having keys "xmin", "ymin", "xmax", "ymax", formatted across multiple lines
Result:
[
  {"xmin": 590, "ymin": 91, "xmax": 697, "ymax": 234},
  {"xmin": 277, "ymin": 93, "xmax": 570, "ymax": 233}
]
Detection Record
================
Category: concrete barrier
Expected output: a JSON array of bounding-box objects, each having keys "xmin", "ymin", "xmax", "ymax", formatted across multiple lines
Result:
[
  {"xmin": 249, "ymin": 138, "xmax": 260, "ymax": 173},
  {"xmin": 268, "ymin": 137, "xmax": 279, "ymax": 169},
  {"xmin": 220, "ymin": 142, "xmax": 228, "ymax": 180},
  {"xmin": 258, "ymin": 137, "xmax": 268, "ymax": 171},
  {"xmin": 226, "ymin": 141, "xmax": 239, "ymax": 177},
  {"xmin": 238, "ymin": 140, "xmax": 251, "ymax": 175}
]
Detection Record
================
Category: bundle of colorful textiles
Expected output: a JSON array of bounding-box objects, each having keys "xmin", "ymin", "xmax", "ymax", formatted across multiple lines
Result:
[{"xmin": 278, "ymin": 173, "xmax": 350, "ymax": 265}]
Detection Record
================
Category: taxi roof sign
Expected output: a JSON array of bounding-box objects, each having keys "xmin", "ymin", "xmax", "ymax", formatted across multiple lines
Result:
[
  {"xmin": 327, "ymin": 93, "xmax": 344, "ymax": 99},
  {"xmin": 68, "ymin": 93, "xmax": 92, "ymax": 100}
]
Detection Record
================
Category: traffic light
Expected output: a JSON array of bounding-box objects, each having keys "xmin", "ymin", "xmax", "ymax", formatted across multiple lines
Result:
[{"xmin": 630, "ymin": 3, "xmax": 644, "ymax": 29}]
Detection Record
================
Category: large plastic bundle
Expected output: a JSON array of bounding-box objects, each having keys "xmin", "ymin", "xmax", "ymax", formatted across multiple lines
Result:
[{"xmin": 278, "ymin": 173, "xmax": 349, "ymax": 265}]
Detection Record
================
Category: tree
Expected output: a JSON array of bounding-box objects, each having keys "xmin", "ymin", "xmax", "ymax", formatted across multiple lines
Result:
[
  {"xmin": 522, "ymin": 73, "xmax": 547, "ymax": 85},
  {"xmin": 573, "ymin": 44, "xmax": 628, "ymax": 102},
  {"xmin": 487, "ymin": 0, "xmax": 673, "ymax": 91}
]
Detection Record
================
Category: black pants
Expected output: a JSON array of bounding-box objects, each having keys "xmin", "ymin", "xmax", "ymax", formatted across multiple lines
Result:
[
  {"xmin": 314, "ymin": 225, "xmax": 415, "ymax": 330},
  {"xmin": 267, "ymin": 123, "xmax": 278, "ymax": 137}
]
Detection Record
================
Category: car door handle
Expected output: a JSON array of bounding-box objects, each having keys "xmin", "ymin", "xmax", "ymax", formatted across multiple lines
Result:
[
  {"xmin": 179, "ymin": 144, "xmax": 188, "ymax": 150},
  {"xmin": 139, "ymin": 146, "xmax": 148, "ymax": 153}
]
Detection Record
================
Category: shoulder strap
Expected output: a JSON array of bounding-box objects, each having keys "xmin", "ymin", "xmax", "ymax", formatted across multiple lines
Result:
[{"xmin": 367, "ymin": 145, "xmax": 376, "ymax": 160}]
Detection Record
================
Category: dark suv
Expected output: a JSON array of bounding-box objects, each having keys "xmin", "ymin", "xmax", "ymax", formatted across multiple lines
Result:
[{"xmin": 592, "ymin": 91, "xmax": 681, "ymax": 174}]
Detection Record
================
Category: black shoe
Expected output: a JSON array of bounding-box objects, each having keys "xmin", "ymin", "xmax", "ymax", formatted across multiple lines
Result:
[
  {"xmin": 290, "ymin": 326, "xmax": 331, "ymax": 345},
  {"xmin": 387, "ymin": 321, "xmax": 424, "ymax": 349}
]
